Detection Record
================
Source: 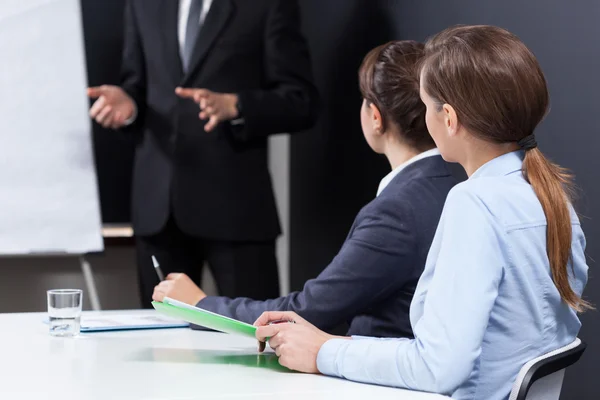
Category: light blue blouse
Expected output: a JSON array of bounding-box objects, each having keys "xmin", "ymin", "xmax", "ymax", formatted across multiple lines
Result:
[{"xmin": 317, "ymin": 151, "xmax": 588, "ymax": 400}]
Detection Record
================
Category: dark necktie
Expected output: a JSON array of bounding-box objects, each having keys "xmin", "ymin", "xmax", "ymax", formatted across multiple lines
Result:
[{"xmin": 181, "ymin": 0, "xmax": 203, "ymax": 72}]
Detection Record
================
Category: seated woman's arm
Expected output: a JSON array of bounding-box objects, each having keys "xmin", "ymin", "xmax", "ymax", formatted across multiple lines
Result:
[
  {"xmin": 316, "ymin": 188, "xmax": 504, "ymax": 395},
  {"xmin": 198, "ymin": 198, "xmax": 418, "ymax": 332}
]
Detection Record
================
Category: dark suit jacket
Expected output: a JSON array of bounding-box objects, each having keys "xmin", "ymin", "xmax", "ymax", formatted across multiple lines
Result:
[
  {"xmin": 121, "ymin": 0, "xmax": 319, "ymax": 239},
  {"xmin": 197, "ymin": 156, "xmax": 458, "ymax": 338}
]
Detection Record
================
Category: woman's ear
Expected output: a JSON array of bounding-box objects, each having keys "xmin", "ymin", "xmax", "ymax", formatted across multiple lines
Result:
[
  {"xmin": 369, "ymin": 102, "xmax": 384, "ymax": 135},
  {"xmin": 442, "ymin": 103, "xmax": 459, "ymax": 137}
]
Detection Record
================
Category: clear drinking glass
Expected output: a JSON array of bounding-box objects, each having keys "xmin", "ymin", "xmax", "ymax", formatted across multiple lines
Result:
[{"xmin": 47, "ymin": 289, "xmax": 83, "ymax": 337}]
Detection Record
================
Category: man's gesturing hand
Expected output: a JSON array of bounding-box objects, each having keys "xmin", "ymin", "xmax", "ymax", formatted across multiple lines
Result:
[
  {"xmin": 87, "ymin": 85, "xmax": 136, "ymax": 129},
  {"xmin": 175, "ymin": 87, "xmax": 239, "ymax": 132}
]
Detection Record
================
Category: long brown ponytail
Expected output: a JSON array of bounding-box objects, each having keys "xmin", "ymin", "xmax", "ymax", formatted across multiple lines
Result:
[
  {"xmin": 421, "ymin": 25, "xmax": 591, "ymax": 312},
  {"xmin": 523, "ymin": 149, "xmax": 591, "ymax": 312}
]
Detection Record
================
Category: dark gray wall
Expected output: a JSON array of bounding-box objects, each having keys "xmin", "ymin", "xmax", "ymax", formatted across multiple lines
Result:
[
  {"xmin": 293, "ymin": 1, "xmax": 599, "ymax": 398},
  {"xmin": 291, "ymin": 0, "xmax": 393, "ymax": 292},
  {"xmin": 81, "ymin": 0, "xmax": 133, "ymax": 223}
]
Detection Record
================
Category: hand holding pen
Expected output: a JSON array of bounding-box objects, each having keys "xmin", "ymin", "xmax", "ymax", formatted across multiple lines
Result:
[
  {"xmin": 151, "ymin": 256, "xmax": 207, "ymax": 305},
  {"xmin": 253, "ymin": 311, "xmax": 346, "ymax": 373}
]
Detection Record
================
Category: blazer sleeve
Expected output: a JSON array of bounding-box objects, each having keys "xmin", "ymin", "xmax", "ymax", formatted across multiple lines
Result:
[
  {"xmin": 119, "ymin": 0, "xmax": 147, "ymax": 131},
  {"xmin": 196, "ymin": 197, "xmax": 418, "ymax": 332},
  {"xmin": 233, "ymin": 0, "xmax": 319, "ymax": 141}
]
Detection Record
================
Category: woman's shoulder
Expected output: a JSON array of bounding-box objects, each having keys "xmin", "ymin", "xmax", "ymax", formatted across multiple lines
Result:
[
  {"xmin": 444, "ymin": 179, "xmax": 496, "ymax": 209},
  {"xmin": 442, "ymin": 177, "xmax": 522, "ymax": 225}
]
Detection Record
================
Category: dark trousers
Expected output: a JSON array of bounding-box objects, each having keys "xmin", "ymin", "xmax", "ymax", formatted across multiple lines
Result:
[{"xmin": 136, "ymin": 216, "xmax": 280, "ymax": 308}]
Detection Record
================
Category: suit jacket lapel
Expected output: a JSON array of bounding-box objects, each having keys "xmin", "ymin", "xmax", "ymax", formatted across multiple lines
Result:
[
  {"xmin": 181, "ymin": 0, "xmax": 234, "ymax": 86},
  {"xmin": 162, "ymin": 0, "xmax": 184, "ymax": 85}
]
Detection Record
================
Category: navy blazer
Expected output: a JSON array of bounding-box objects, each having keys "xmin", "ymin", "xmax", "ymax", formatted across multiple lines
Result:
[{"xmin": 197, "ymin": 156, "xmax": 457, "ymax": 338}]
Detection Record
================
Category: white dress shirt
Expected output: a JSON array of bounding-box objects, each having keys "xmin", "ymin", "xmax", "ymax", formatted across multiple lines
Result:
[{"xmin": 377, "ymin": 148, "xmax": 441, "ymax": 196}]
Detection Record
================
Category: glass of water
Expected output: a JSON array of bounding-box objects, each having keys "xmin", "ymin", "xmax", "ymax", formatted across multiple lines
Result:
[{"xmin": 47, "ymin": 289, "xmax": 83, "ymax": 337}]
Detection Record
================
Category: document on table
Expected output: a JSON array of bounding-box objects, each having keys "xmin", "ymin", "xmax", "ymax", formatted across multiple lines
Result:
[
  {"xmin": 80, "ymin": 314, "xmax": 189, "ymax": 332},
  {"xmin": 44, "ymin": 313, "xmax": 189, "ymax": 332}
]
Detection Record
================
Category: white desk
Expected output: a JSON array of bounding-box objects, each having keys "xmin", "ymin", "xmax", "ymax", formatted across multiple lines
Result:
[{"xmin": 1, "ymin": 310, "xmax": 450, "ymax": 400}]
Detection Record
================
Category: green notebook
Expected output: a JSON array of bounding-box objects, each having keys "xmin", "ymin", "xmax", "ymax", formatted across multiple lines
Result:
[{"xmin": 152, "ymin": 297, "xmax": 257, "ymax": 338}]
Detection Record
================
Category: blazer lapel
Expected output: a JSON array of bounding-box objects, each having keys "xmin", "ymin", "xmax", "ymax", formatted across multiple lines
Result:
[
  {"xmin": 181, "ymin": 0, "xmax": 234, "ymax": 86},
  {"xmin": 162, "ymin": 0, "xmax": 184, "ymax": 85}
]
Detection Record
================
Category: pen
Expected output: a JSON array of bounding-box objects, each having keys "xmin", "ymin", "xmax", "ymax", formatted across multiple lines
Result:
[
  {"xmin": 268, "ymin": 319, "xmax": 296, "ymax": 325},
  {"xmin": 259, "ymin": 319, "xmax": 296, "ymax": 352},
  {"xmin": 151, "ymin": 255, "xmax": 165, "ymax": 281}
]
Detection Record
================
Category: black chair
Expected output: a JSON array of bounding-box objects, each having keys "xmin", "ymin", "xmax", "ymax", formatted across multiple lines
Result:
[{"xmin": 509, "ymin": 338, "xmax": 586, "ymax": 400}]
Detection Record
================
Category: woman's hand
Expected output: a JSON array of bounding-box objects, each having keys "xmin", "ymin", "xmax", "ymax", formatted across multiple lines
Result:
[
  {"xmin": 254, "ymin": 311, "xmax": 337, "ymax": 373},
  {"xmin": 152, "ymin": 273, "xmax": 206, "ymax": 305}
]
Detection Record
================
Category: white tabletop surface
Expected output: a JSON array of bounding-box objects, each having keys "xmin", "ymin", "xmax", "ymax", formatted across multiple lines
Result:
[{"xmin": 1, "ymin": 310, "xmax": 450, "ymax": 400}]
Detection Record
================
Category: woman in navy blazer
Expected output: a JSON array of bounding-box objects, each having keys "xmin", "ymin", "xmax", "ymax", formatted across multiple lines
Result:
[{"xmin": 153, "ymin": 41, "xmax": 457, "ymax": 339}]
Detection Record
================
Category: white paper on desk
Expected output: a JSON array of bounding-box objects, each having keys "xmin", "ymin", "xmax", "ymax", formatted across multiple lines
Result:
[
  {"xmin": 81, "ymin": 315, "xmax": 189, "ymax": 331},
  {"xmin": 0, "ymin": 0, "xmax": 103, "ymax": 255}
]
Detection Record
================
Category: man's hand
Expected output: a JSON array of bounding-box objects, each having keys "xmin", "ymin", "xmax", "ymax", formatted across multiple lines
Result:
[
  {"xmin": 152, "ymin": 273, "xmax": 207, "ymax": 305},
  {"xmin": 254, "ymin": 311, "xmax": 339, "ymax": 374},
  {"xmin": 87, "ymin": 85, "xmax": 136, "ymax": 129},
  {"xmin": 175, "ymin": 87, "xmax": 239, "ymax": 132}
]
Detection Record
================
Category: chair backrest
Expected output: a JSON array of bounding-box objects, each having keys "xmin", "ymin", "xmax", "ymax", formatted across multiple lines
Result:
[{"xmin": 509, "ymin": 338, "xmax": 586, "ymax": 400}]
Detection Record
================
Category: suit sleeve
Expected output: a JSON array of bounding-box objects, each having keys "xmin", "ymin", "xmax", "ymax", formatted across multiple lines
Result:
[
  {"xmin": 234, "ymin": 0, "xmax": 319, "ymax": 140},
  {"xmin": 120, "ymin": 0, "xmax": 147, "ymax": 131},
  {"xmin": 196, "ymin": 198, "xmax": 417, "ymax": 332}
]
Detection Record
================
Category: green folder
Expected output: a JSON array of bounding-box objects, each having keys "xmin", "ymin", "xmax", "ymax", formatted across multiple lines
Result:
[{"xmin": 152, "ymin": 297, "xmax": 257, "ymax": 338}]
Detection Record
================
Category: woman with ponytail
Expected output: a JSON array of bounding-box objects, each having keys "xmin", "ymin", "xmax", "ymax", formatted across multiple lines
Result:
[{"xmin": 253, "ymin": 25, "xmax": 590, "ymax": 400}]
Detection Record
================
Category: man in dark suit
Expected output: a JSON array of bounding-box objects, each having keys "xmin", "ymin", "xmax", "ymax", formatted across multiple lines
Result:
[
  {"xmin": 87, "ymin": 0, "xmax": 319, "ymax": 306},
  {"xmin": 152, "ymin": 41, "xmax": 458, "ymax": 338}
]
